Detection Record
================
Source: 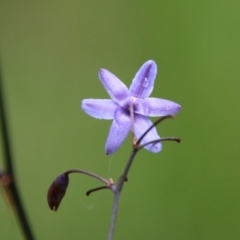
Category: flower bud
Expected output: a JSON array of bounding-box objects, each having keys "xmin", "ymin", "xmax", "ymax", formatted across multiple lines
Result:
[{"xmin": 47, "ymin": 174, "xmax": 69, "ymax": 211}]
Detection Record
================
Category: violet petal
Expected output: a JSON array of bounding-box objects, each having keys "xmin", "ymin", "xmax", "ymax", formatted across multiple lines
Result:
[
  {"xmin": 129, "ymin": 60, "xmax": 157, "ymax": 99},
  {"xmin": 81, "ymin": 99, "xmax": 117, "ymax": 119},
  {"xmin": 134, "ymin": 98, "xmax": 182, "ymax": 117},
  {"xmin": 98, "ymin": 69, "xmax": 130, "ymax": 106},
  {"xmin": 105, "ymin": 108, "xmax": 131, "ymax": 154},
  {"xmin": 134, "ymin": 114, "xmax": 162, "ymax": 153}
]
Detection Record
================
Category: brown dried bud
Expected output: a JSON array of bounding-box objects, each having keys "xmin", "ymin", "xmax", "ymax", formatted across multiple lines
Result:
[{"xmin": 47, "ymin": 174, "xmax": 69, "ymax": 211}]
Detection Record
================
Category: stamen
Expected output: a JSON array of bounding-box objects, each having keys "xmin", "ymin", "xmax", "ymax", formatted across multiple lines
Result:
[{"xmin": 129, "ymin": 102, "xmax": 135, "ymax": 139}]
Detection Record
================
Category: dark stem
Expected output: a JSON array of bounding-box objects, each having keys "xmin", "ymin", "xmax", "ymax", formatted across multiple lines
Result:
[
  {"xmin": 136, "ymin": 115, "xmax": 174, "ymax": 146},
  {"xmin": 64, "ymin": 170, "xmax": 116, "ymax": 196},
  {"xmin": 86, "ymin": 186, "xmax": 110, "ymax": 196},
  {"xmin": 139, "ymin": 137, "xmax": 181, "ymax": 150},
  {"xmin": 0, "ymin": 60, "xmax": 35, "ymax": 239},
  {"xmin": 64, "ymin": 169, "xmax": 111, "ymax": 186}
]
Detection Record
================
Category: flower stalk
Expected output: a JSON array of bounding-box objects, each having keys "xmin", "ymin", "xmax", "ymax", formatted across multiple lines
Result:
[
  {"xmin": 47, "ymin": 60, "xmax": 181, "ymax": 240},
  {"xmin": 47, "ymin": 169, "xmax": 116, "ymax": 211},
  {"xmin": 107, "ymin": 113, "xmax": 180, "ymax": 240}
]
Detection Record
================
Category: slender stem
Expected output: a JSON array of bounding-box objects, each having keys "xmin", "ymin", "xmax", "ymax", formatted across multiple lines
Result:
[
  {"xmin": 136, "ymin": 115, "xmax": 174, "ymax": 146},
  {"xmin": 107, "ymin": 149, "xmax": 138, "ymax": 240},
  {"xmin": 107, "ymin": 191, "xmax": 120, "ymax": 240},
  {"xmin": 117, "ymin": 150, "xmax": 138, "ymax": 192},
  {"xmin": 0, "ymin": 59, "xmax": 35, "ymax": 239},
  {"xmin": 107, "ymin": 114, "xmax": 181, "ymax": 239},
  {"xmin": 107, "ymin": 136, "xmax": 180, "ymax": 239},
  {"xmin": 86, "ymin": 186, "xmax": 110, "ymax": 196},
  {"xmin": 65, "ymin": 169, "xmax": 111, "ymax": 185},
  {"xmin": 139, "ymin": 137, "xmax": 181, "ymax": 150}
]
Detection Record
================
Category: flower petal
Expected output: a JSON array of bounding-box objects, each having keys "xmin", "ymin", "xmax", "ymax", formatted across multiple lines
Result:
[
  {"xmin": 134, "ymin": 115, "xmax": 162, "ymax": 153},
  {"xmin": 105, "ymin": 108, "xmax": 131, "ymax": 154},
  {"xmin": 98, "ymin": 69, "xmax": 130, "ymax": 106},
  {"xmin": 129, "ymin": 60, "xmax": 157, "ymax": 99},
  {"xmin": 134, "ymin": 98, "xmax": 181, "ymax": 117},
  {"xmin": 82, "ymin": 99, "xmax": 117, "ymax": 119}
]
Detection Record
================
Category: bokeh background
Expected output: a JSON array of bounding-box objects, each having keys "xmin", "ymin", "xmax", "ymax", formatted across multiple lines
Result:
[{"xmin": 0, "ymin": 1, "xmax": 240, "ymax": 239}]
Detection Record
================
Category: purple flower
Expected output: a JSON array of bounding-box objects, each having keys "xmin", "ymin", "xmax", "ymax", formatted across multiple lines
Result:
[{"xmin": 81, "ymin": 60, "xmax": 181, "ymax": 155}]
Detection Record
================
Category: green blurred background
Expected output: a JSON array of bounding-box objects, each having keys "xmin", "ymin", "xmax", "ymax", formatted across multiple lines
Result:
[{"xmin": 0, "ymin": 1, "xmax": 240, "ymax": 239}]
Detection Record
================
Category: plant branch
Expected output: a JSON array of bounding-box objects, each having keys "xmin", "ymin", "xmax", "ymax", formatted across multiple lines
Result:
[
  {"xmin": 136, "ymin": 115, "xmax": 174, "ymax": 146},
  {"xmin": 64, "ymin": 169, "xmax": 112, "ymax": 186},
  {"xmin": 107, "ymin": 149, "xmax": 138, "ymax": 240},
  {"xmin": 86, "ymin": 186, "xmax": 110, "ymax": 196},
  {"xmin": 139, "ymin": 137, "xmax": 181, "ymax": 150},
  {"xmin": 107, "ymin": 115, "xmax": 180, "ymax": 240},
  {"xmin": 0, "ymin": 58, "xmax": 35, "ymax": 239}
]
